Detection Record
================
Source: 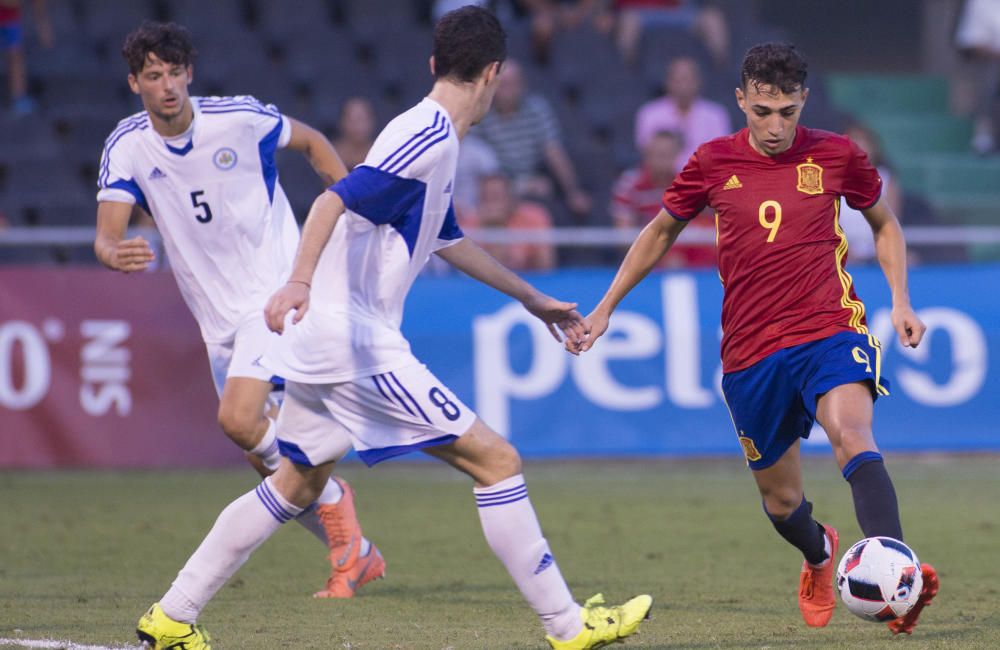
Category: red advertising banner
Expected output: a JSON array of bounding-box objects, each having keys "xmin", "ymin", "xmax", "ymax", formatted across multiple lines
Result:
[{"xmin": 0, "ymin": 268, "xmax": 243, "ymax": 468}]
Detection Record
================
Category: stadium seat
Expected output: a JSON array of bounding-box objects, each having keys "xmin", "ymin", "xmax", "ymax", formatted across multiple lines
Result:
[
  {"xmin": 80, "ymin": 0, "xmax": 159, "ymax": 41},
  {"xmin": 253, "ymin": 0, "xmax": 335, "ymax": 40},
  {"xmin": 283, "ymin": 27, "xmax": 362, "ymax": 90},
  {"xmin": 165, "ymin": 0, "xmax": 251, "ymax": 32},
  {"xmin": 0, "ymin": 115, "xmax": 60, "ymax": 162},
  {"xmin": 3, "ymin": 155, "xmax": 87, "ymax": 193},
  {"xmin": 828, "ymin": 75, "xmax": 951, "ymax": 119},
  {"xmin": 39, "ymin": 74, "xmax": 131, "ymax": 118}
]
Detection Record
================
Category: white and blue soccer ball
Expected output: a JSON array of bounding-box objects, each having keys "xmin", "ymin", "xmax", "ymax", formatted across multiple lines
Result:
[{"xmin": 836, "ymin": 536, "xmax": 923, "ymax": 622}]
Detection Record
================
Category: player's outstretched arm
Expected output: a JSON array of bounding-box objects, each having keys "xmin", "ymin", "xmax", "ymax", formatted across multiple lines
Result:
[
  {"xmin": 569, "ymin": 210, "xmax": 686, "ymax": 354},
  {"xmin": 94, "ymin": 200, "xmax": 155, "ymax": 273},
  {"xmin": 285, "ymin": 117, "xmax": 349, "ymax": 186},
  {"xmin": 436, "ymin": 238, "xmax": 585, "ymax": 344},
  {"xmin": 265, "ymin": 190, "xmax": 345, "ymax": 333},
  {"xmin": 862, "ymin": 198, "xmax": 926, "ymax": 348}
]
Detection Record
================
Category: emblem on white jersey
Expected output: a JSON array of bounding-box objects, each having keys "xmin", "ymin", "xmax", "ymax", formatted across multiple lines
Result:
[
  {"xmin": 148, "ymin": 167, "xmax": 167, "ymax": 180},
  {"xmin": 443, "ymin": 180, "xmax": 453, "ymax": 194},
  {"xmin": 213, "ymin": 147, "xmax": 238, "ymax": 171}
]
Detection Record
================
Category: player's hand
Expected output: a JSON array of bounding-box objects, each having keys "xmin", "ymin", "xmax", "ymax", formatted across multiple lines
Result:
[
  {"xmin": 112, "ymin": 236, "xmax": 155, "ymax": 273},
  {"xmin": 565, "ymin": 309, "xmax": 610, "ymax": 355},
  {"xmin": 522, "ymin": 292, "xmax": 586, "ymax": 345},
  {"xmin": 891, "ymin": 303, "xmax": 926, "ymax": 348},
  {"xmin": 265, "ymin": 281, "xmax": 310, "ymax": 334}
]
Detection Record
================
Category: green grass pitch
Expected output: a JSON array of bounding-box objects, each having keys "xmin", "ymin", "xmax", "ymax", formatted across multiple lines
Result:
[{"xmin": 1, "ymin": 456, "xmax": 997, "ymax": 649}]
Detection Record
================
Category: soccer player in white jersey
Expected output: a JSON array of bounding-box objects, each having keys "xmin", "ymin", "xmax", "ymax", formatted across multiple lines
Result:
[
  {"xmin": 93, "ymin": 21, "xmax": 384, "ymax": 604},
  {"xmin": 135, "ymin": 8, "xmax": 652, "ymax": 650}
]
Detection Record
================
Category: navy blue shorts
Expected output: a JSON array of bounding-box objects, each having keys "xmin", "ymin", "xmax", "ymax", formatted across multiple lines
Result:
[{"xmin": 721, "ymin": 331, "xmax": 890, "ymax": 470}]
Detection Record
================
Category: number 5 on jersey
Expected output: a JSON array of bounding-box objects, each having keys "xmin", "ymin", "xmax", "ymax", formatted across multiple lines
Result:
[{"xmin": 190, "ymin": 190, "xmax": 213, "ymax": 223}]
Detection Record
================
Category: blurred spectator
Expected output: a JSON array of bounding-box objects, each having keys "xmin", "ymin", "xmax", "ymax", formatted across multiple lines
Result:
[
  {"xmin": 454, "ymin": 134, "xmax": 500, "ymax": 212},
  {"xmin": 1, "ymin": 0, "xmax": 52, "ymax": 115},
  {"xmin": 613, "ymin": 0, "xmax": 729, "ymax": 68},
  {"xmin": 955, "ymin": 0, "xmax": 1000, "ymax": 154},
  {"xmin": 519, "ymin": 1, "xmax": 609, "ymax": 65},
  {"xmin": 839, "ymin": 121, "xmax": 904, "ymax": 265},
  {"xmin": 460, "ymin": 173, "xmax": 556, "ymax": 271},
  {"xmin": 611, "ymin": 130, "xmax": 714, "ymax": 268},
  {"xmin": 475, "ymin": 58, "xmax": 592, "ymax": 218},
  {"xmin": 332, "ymin": 97, "xmax": 376, "ymax": 170},
  {"xmin": 634, "ymin": 56, "xmax": 730, "ymax": 164}
]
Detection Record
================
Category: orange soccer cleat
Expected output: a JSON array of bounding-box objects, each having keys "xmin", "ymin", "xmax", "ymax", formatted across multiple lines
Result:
[
  {"xmin": 312, "ymin": 477, "xmax": 386, "ymax": 598},
  {"xmin": 887, "ymin": 563, "xmax": 939, "ymax": 635},
  {"xmin": 798, "ymin": 524, "xmax": 839, "ymax": 628}
]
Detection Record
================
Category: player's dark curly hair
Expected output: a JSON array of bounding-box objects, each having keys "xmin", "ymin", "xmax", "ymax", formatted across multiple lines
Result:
[
  {"xmin": 433, "ymin": 6, "xmax": 506, "ymax": 82},
  {"xmin": 740, "ymin": 42, "xmax": 807, "ymax": 94},
  {"xmin": 122, "ymin": 21, "xmax": 197, "ymax": 76}
]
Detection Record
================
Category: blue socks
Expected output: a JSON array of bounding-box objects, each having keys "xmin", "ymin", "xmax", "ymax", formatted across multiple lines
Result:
[
  {"xmin": 767, "ymin": 497, "xmax": 828, "ymax": 566},
  {"xmin": 843, "ymin": 451, "xmax": 903, "ymax": 541}
]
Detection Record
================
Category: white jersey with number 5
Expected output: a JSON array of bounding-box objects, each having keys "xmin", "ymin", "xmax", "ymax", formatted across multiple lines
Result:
[
  {"xmin": 264, "ymin": 97, "xmax": 464, "ymax": 384},
  {"xmin": 96, "ymin": 96, "xmax": 299, "ymax": 344}
]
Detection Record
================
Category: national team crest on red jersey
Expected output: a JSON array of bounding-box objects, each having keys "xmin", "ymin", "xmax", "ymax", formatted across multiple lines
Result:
[{"xmin": 796, "ymin": 157, "xmax": 824, "ymax": 195}]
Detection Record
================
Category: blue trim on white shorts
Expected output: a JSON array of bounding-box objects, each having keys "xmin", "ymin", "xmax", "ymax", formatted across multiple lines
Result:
[{"xmin": 356, "ymin": 434, "xmax": 458, "ymax": 467}]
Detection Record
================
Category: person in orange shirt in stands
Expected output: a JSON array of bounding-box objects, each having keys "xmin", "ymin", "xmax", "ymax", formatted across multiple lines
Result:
[{"xmin": 461, "ymin": 173, "xmax": 556, "ymax": 271}]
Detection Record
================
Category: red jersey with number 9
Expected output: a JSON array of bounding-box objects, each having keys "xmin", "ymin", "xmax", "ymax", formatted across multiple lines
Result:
[{"xmin": 662, "ymin": 126, "xmax": 882, "ymax": 373}]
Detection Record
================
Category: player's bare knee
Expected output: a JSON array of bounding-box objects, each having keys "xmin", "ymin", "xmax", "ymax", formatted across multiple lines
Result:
[
  {"xmin": 489, "ymin": 438, "xmax": 522, "ymax": 480},
  {"xmin": 271, "ymin": 460, "xmax": 328, "ymax": 509},
  {"xmin": 760, "ymin": 488, "xmax": 803, "ymax": 519},
  {"xmin": 828, "ymin": 426, "xmax": 875, "ymax": 456},
  {"xmin": 217, "ymin": 405, "xmax": 259, "ymax": 449},
  {"xmin": 466, "ymin": 435, "xmax": 521, "ymax": 486}
]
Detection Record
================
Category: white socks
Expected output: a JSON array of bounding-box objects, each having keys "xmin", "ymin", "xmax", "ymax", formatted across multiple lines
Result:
[
  {"xmin": 249, "ymin": 419, "xmax": 281, "ymax": 471},
  {"xmin": 474, "ymin": 474, "xmax": 582, "ymax": 641},
  {"xmin": 249, "ymin": 420, "xmax": 346, "ymax": 547},
  {"xmin": 160, "ymin": 477, "xmax": 302, "ymax": 623}
]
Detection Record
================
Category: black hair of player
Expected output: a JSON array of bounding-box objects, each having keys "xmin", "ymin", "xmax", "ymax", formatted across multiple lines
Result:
[
  {"xmin": 122, "ymin": 21, "xmax": 197, "ymax": 76},
  {"xmin": 740, "ymin": 42, "xmax": 807, "ymax": 94},
  {"xmin": 433, "ymin": 6, "xmax": 506, "ymax": 83}
]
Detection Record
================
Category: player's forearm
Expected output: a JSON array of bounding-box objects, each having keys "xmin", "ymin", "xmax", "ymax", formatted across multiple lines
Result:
[
  {"xmin": 596, "ymin": 214, "xmax": 679, "ymax": 315},
  {"xmin": 872, "ymin": 218, "xmax": 911, "ymax": 307},
  {"xmin": 306, "ymin": 137, "xmax": 348, "ymax": 186},
  {"xmin": 288, "ymin": 191, "xmax": 344, "ymax": 284},
  {"xmin": 438, "ymin": 239, "xmax": 540, "ymax": 304},
  {"xmin": 288, "ymin": 119, "xmax": 348, "ymax": 185},
  {"xmin": 94, "ymin": 201, "xmax": 131, "ymax": 270}
]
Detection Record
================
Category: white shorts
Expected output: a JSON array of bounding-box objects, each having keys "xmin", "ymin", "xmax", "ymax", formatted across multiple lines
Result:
[
  {"xmin": 275, "ymin": 362, "xmax": 477, "ymax": 467},
  {"xmin": 205, "ymin": 317, "xmax": 284, "ymax": 401}
]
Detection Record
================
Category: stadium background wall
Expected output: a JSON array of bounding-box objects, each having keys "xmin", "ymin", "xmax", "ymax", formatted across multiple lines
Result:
[{"xmin": 1, "ymin": 265, "xmax": 996, "ymax": 468}]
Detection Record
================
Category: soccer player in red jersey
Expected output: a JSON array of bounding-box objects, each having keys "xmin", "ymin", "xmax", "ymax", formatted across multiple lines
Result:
[{"xmin": 570, "ymin": 43, "xmax": 939, "ymax": 634}]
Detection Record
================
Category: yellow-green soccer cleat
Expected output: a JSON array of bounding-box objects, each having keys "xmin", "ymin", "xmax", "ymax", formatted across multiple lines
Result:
[
  {"xmin": 136, "ymin": 603, "xmax": 212, "ymax": 649},
  {"xmin": 546, "ymin": 593, "xmax": 653, "ymax": 649}
]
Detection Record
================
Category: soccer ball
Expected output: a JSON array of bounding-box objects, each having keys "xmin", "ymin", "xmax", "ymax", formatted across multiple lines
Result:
[{"xmin": 836, "ymin": 536, "xmax": 922, "ymax": 622}]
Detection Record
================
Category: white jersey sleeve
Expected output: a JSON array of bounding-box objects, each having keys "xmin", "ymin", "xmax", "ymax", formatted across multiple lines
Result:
[{"xmin": 96, "ymin": 113, "xmax": 151, "ymax": 209}]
